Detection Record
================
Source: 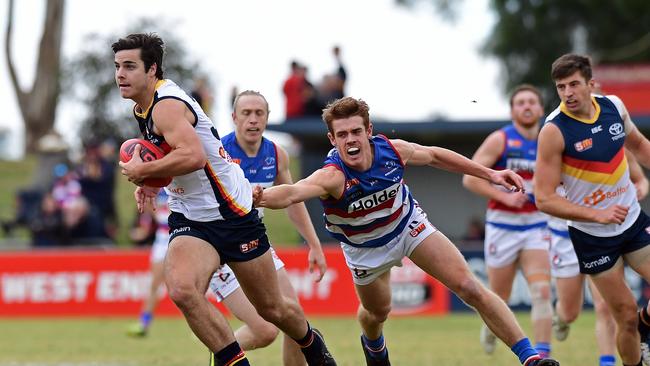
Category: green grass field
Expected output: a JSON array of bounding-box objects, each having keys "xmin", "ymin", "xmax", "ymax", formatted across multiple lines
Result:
[{"xmin": 0, "ymin": 312, "xmax": 602, "ymax": 365}]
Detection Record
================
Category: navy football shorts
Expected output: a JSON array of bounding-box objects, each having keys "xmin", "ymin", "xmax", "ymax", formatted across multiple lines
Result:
[
  {"xmin": 569, "ymin": 210, "xmax": 650, "ymax": 274},
  {"xmin": 168, "ymin": 210, "xmax": 270, "ymax": 264}
]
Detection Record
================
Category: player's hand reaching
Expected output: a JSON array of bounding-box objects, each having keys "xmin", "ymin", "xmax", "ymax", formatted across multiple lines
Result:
[
  {"xmin": 120, "ymin": 144, "xmax": 145, "ymax": 186},
  {"xmin": 594, "ymin": 204, "xmax": 629, "ymax": 225},
  {"xmin": 134, "ymin": 186, "xmax": 160, "ymax": 214},
  {"xmin": 499, "ymin": 191, "xmax": 530, "ymax": 209},
  {"xmin": 307, "ymin": 246, "xmax": 327, "ymax": 282},
  {"xmin": 252, "ymin": 185, "xmax": 264, "ymax": 207},
  {"xmin": 489, "ymin": 169, "xmax": 525, "ymax": 193}
]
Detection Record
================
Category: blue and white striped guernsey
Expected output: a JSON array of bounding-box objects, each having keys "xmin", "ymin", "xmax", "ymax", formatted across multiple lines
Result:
[
  {"xmin": 320, "ymin": 135, "xmax": 415, "ymax": 248},
  {"xmin": 221, "ymin": 132, "xmax": 278, "ymax": 218}
]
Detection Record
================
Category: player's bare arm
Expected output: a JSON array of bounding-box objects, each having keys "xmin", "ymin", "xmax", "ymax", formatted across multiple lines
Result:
[
  {"xmin": 623, "ymin": 121, "xmax": 650, "ymax": 171},
  {"xmin": 120, "ymin": 99, "xmax": 207, "ymax": 183},
  {"xmin": 535, "ymin": 123, "xmax": 628, "ymax": 224},
  {"xmin": 257, "ymin": 166, "xmax": 344, "ymax": 209},
  {"xmin": 392, "ymin": 138, "xmax": 524, "ymax": 192},
  {"xmin": 462, "ymin": 131, "xmax": 529, "ymax": 208},
  {"xmin": 275, "ymin": 145, "xmax": 327, "ymax": 281},
  {"xmin": 627, "ymin": 150, "xmax": 649, "ymax": 201}
]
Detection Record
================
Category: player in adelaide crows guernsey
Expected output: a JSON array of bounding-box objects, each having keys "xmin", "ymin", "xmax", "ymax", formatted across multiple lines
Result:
[
  {"xmin": 463, "ymin": 85, "xmax": 553, "ymax": 358},
  {"xmin": 255, "ymin": 96, "xmax": 559, "ymax": 366},
  {"xmin": 113, "ymin": 33, "xmax": 335, "ymax": 366},
  {"xmin": 535, "ymin": 53, "xmax": 650, "ymax": 366},
  {"xmin": 208, "ymin": 90, "xmax": 327, "ymax": 366}
]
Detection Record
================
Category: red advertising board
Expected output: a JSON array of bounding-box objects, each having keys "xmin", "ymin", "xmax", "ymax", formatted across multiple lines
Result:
[
  {"xmin": 0, "ymin": 247, "xmax": 449, "ymax": 317},
  {"xmin": 593, "ymin": 64, "xmax": 650, "ymax": 115}
]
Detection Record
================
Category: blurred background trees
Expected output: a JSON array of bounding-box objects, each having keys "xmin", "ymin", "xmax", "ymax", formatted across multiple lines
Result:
[{"xmin": 399, "ymin": 0, "xmax": 650, "ymax": 111}]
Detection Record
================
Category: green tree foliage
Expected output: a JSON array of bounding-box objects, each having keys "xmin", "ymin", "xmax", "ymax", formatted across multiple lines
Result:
[
  {"xmin": 398, "ymin": 0, "xmax": 650, "ymax": 111},
  {"xmin": 482, "ymin": 0, "xmax": 650, "ymax": 110},
  {"xmin": 64, "ymin": 18, "xmax": 212, "ymax": 145}
]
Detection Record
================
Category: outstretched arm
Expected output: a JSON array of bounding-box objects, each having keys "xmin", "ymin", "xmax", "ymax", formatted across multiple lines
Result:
[
  {"xmin": 392, "ymin": 138, "xmax": 525, "ymax": 192},
  {"xmin": 274, "ymin": 146, "xmax": 327, "ymax": 281},
  {"xmin": 462, "ymin": 131, "xmax": 529, "ymax": 208},
  {"xmin": 256, "ymin": 166, "xmax": 344, "ymax": 209}
]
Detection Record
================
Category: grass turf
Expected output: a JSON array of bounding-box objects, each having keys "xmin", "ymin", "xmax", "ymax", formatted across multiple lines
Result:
[{"xmin": 0, "ymin": 311, "xmax": 602, "ymax": 365}]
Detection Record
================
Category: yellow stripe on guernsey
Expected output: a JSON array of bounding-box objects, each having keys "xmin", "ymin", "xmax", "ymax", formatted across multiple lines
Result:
[
  {"xmin": 562, "ymin": 155, "xmax": 628, "ymax": 185},
  {"xmin": 559, "ymin": 96, "xmax": 601, "ymax": 124},
  {"xmin": 134, "ymin": 79, "xmax": 166, "ymax": 119},
  {"xmin": 205, "ymin": 163, "xmax": 250, "ymax": 217}
]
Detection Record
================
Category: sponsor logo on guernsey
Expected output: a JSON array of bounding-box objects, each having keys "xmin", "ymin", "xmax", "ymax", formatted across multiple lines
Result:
[
  {"xmin": 240, "ymin": 239, "xmax": 260, "ymax": 253},
  {"xmin": 507, "ymin": 139, "xmax": 522, "ymax": 148},
  {"xmin": 409, "ymin": 222, "xmax": 426, "ymax": 237},
  {"xmin": 171, "ymin": 226, "xmax": 190, "ymax": 236},
  {"xmin": 583, "ymin": 255, "xmax": 611, "ymax": 269},
  {"xmin": 345, "ymin": 178, "xmax": 360, "ymax": 190},
  {"xmin": 506, "ymin": 158, "xmax": 535, "ymax": 173},
  {"xmin": 609, "ymin": 123, "xmax": 625, "ymax": 141},
  {"xmin": 574, "ymin": 138, "xmax": 593, "ymax": 152},
  {"xmin": 349, "ymin": 183, "xmax": 400, "ymax": 212},
  {"xmin": 582, "ymin": 184, "xmax": 629, "ymax": 206},
  {"xmin": 591, "ymin": 125, "xmax": 603, "ymax": 134}
]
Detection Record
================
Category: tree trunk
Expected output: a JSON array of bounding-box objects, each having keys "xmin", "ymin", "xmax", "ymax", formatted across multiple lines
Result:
[{"xmin": 5, "ymin": 0, "xmax": 65, "ymax": 153}]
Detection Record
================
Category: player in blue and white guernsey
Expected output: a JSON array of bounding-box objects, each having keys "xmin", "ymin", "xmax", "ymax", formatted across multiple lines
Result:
[
  {"xmin": 208, "ymin": 90, "xmax": 327, "ymax": 366},
  {"xmin": 113, "ymin": 33, "xmax": 335, "ymax": 366},
  {"xmin": 535, "ymin": 53, "xmax": 650, "ymax": 366},
  {"xmin": 463, "ymin": 85, "xmax": 553, "ymax": 358},
  {"xmin": 255, "ymin": 97, "xmax": 559, "ymax": 366}
]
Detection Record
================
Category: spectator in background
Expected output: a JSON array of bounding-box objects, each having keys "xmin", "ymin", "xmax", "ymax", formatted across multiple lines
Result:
[
  {"xmin": 190, "ymin": 77, "xmax": 214, "ymax": 115},
  {"xmin": 29, "ymin": 192, "xmax": 65, "ymax": 247},
  {"xmin": 51, "ymin": 163, "xmax": 90, "ymax": 237},
  {"xmin": 331, "ymin": 45, "xmax": 347, "ymax": 99},
  {"xmin": 283, "ymin": 60, "xmax": 306, "ymax": 120},
  {"xmin": 463, "ymin": 216, "xmax": 486, "ymax": 242},
  {"xmin": 78, "ymin": 139, "xmax": 117, "ymax": 241}
]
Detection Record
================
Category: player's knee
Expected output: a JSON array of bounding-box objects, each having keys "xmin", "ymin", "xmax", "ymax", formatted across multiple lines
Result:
[
  {"xmin": 369, "ymin": 304, "xmax": 391, "ymax": 323},
  {"xmin": 454, "ymin": 276, "xmax": 484, "ymax": 306},
  {"xmin": 593, "ymin": 295, "xmax": 610, "ymax": 317},
  {"xmin": 250, "ymin": 323, "xmax": 279, "ymax": 348},
  {"xmin": 529, "ymin": 281, "xmax": 553, "ymax": 321},
  {"xmin": 609, "ymin": 301, "xmax": 639, "ymax": 330},
  {"xmin": 255, "ymin": 304, "xmax": 285, "ymax": 325},
  {"xmin": 166, "ymin": 282, "xmax": 197, "ymax": 308}
]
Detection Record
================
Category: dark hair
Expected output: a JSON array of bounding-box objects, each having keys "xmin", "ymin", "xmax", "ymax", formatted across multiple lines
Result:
[
  {"xmin": 509, "ymin": 84, "xmax": 543, "ymax": 107},
  {"xmin": 551, "ymin": 53, "xmax": 592, "ymax": 82},
  {"xmin": 322, "ymin": 97, "xmax": 370, "ymax": 133},
  {"xmin": 111, "ymin": 33, "xmax": 164, "ymax": 79}
]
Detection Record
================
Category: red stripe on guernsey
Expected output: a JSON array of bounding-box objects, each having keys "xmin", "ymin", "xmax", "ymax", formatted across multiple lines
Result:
[
  {"xmin": 562, "ymin": 147, "xmax": 624, "ymax": 174},
  {"xmin": 204, "ymin": 164, "xmax": 249, "ymax": 217},
  {"xmin": 488, "ymin": 200, "xmax": 538, "ymax": 213},
  {"xmin": 324, "ymin": 196, "xmax": 395, "ymax": 218},
  {"xmin": 517, "ymin": 171, "xmax": 533, "ymax": 180},
  {"xmin": 337, "ymin": 205, "xmax": 404, "ymax": 236},
  {"xmin": 224, "ymin": 351, "xmax": 246, "ymax": 365}
]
